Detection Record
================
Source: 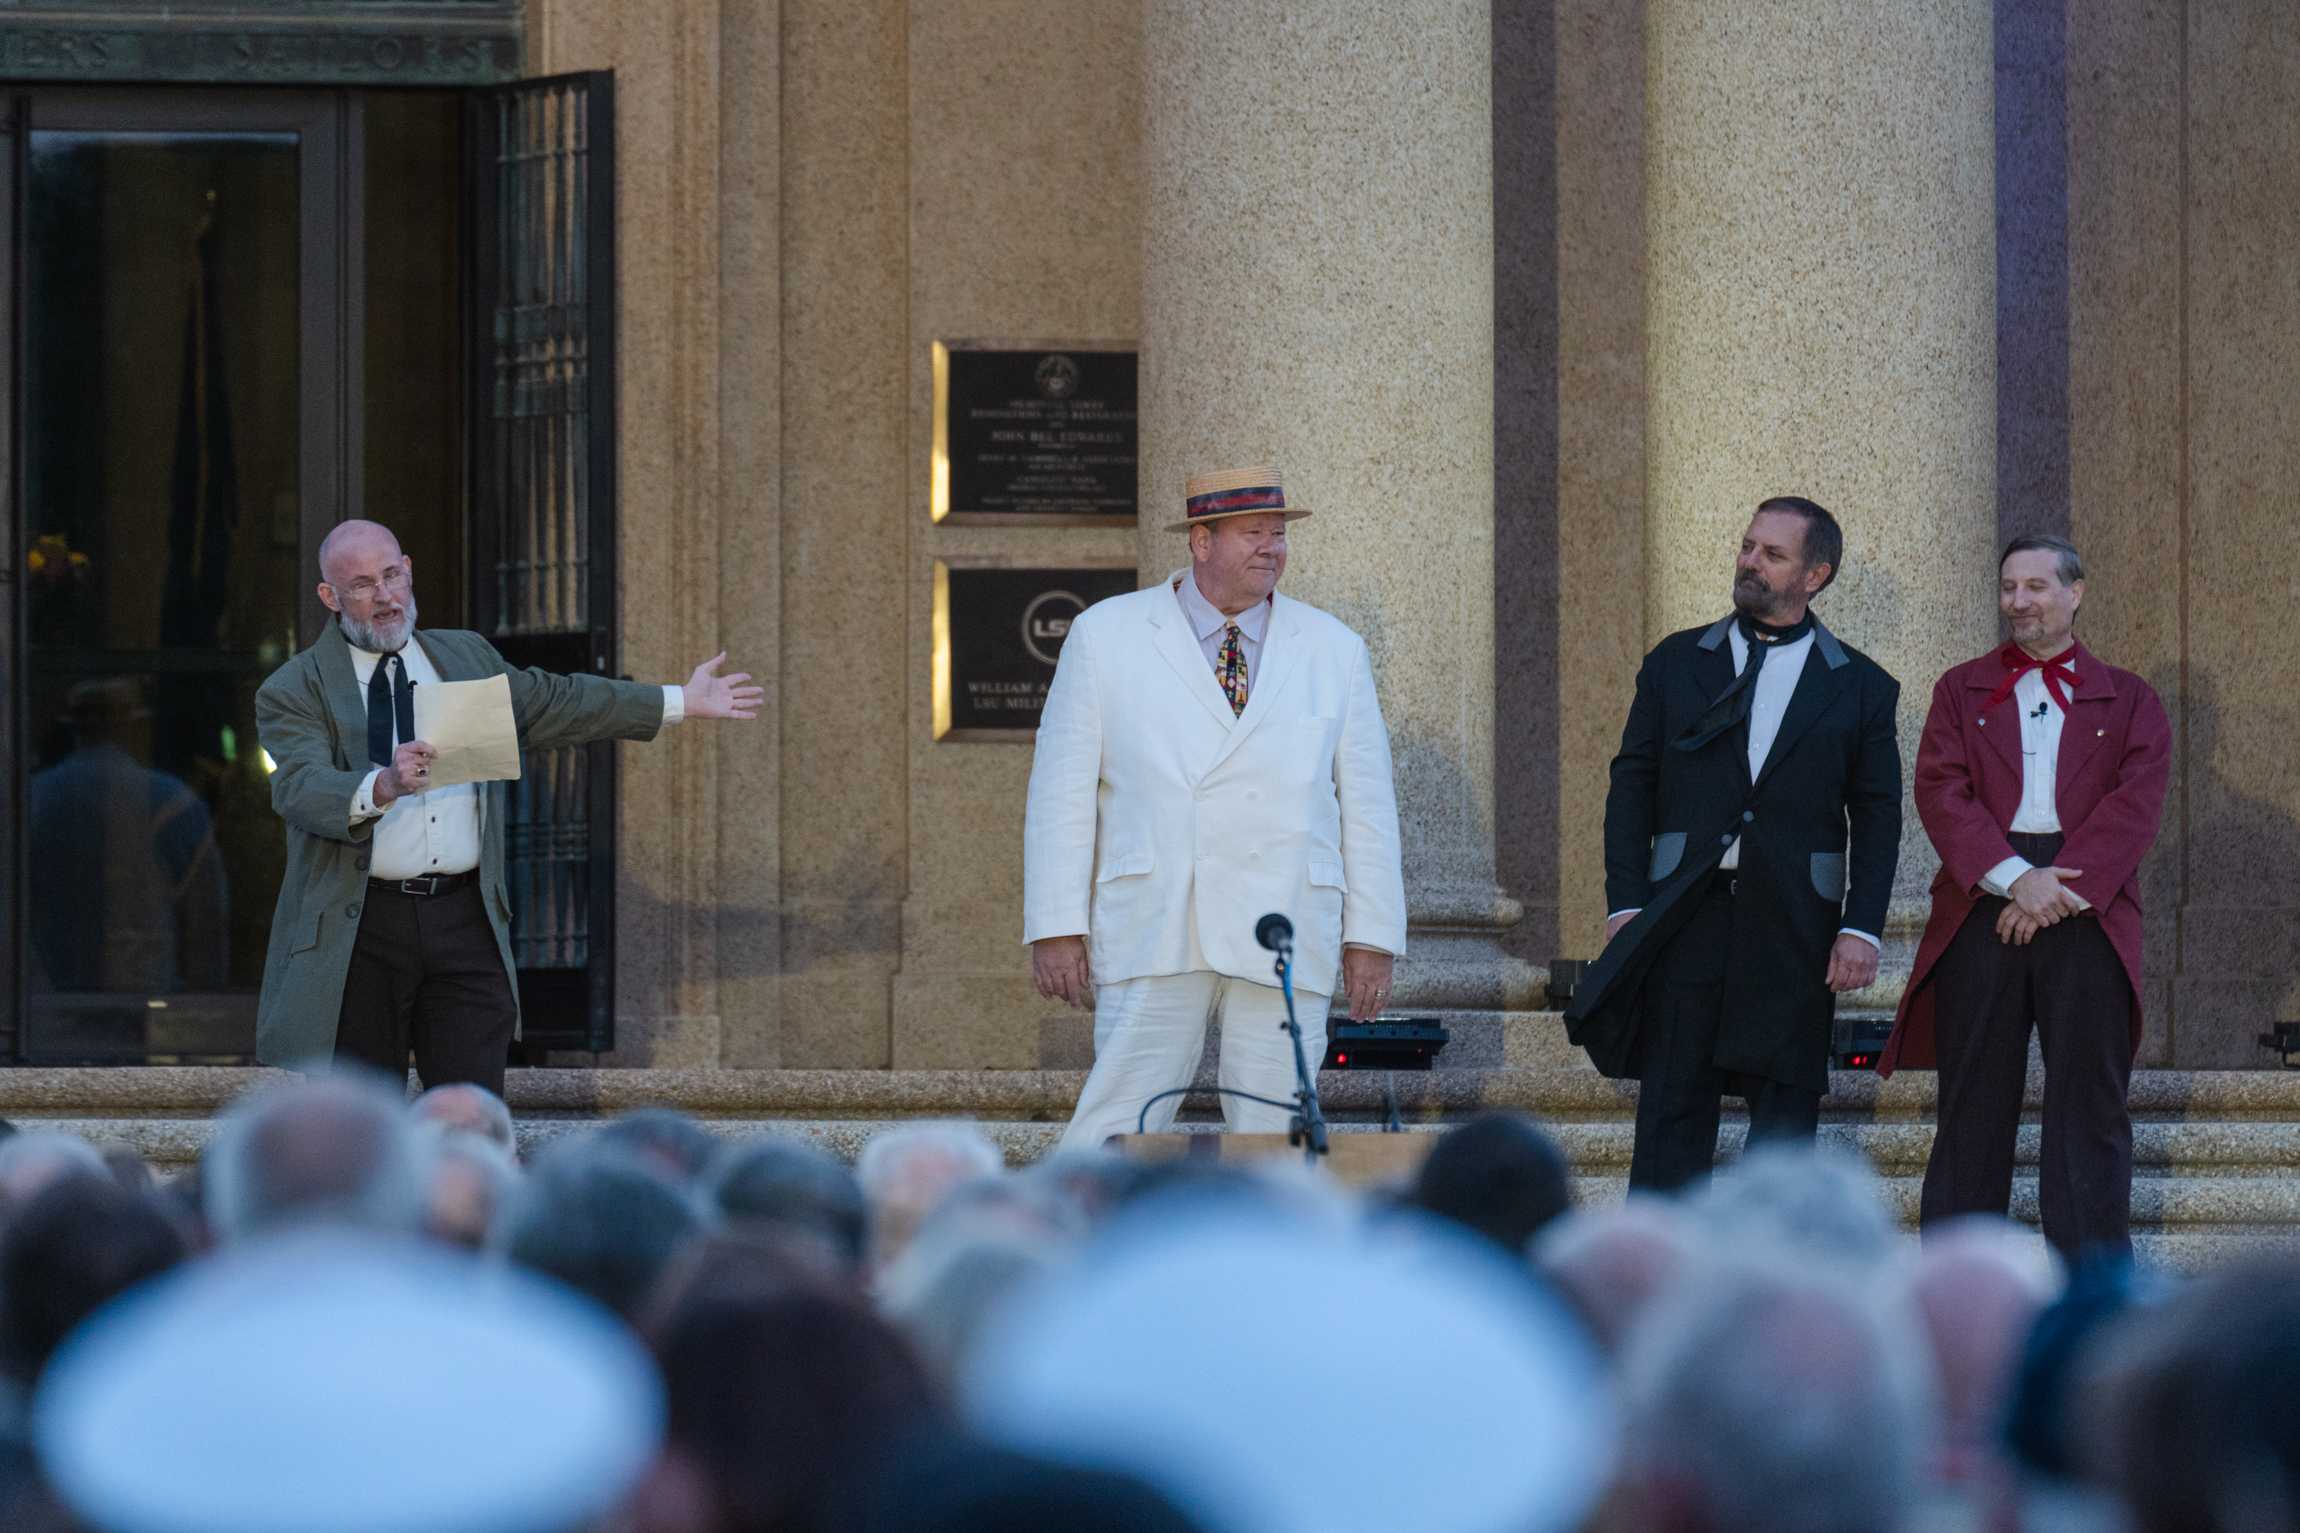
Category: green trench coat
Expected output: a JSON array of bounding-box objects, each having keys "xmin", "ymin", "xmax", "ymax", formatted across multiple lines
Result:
[{"xmin": 252, "ymin": 624, "xmax": 666, "ymax": 1067}]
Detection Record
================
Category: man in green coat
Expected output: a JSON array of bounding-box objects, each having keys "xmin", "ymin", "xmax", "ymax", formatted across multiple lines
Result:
[{"xmin": 255, "ymin": 519, "xmax": 760, "ymax": 1089}]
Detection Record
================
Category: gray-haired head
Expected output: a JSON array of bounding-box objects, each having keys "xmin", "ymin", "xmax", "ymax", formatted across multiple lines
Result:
[
  {"xmin": 2000, "ymin": 533, "xmax": 2085, "ymax": 587},
  {"xmin": 708, "ymin": 1136, "xmax": 869, "ymax": 1274},
  {"xmin": 204, "ymin": 1075, "xmax": 429, "ymax": 1243},
  {"xmin": 0, "ymin": 1132, "xmax": 110, "ymax": 1211},
  {"xmin": 493, "ymin": 1136, "xmax": 712, "ymax": 1321},
  {"xmin": 1620, "ymin": 1253, "xmax": 1935, "ymax": 1533},
  {"xmin": 411, "ymin": 1083, "xmax": 516, "ymax": 1153},
  {"xmin": 855, "ymin": 1122, "xmax": 1004, "ymax": 1274},
  {"xmin": 1691, "ymin": 1144, "xmax": 1899, "ymax": 1271}
]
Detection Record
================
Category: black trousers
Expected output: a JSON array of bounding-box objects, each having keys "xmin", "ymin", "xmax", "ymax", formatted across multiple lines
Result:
[
  {"xmin": 333, "ymin": 879, "xmax": 517, "ymax": 1096},
  {"xmin": 1920, "ymin": 832, "xmax": 2133, "ymax": 1260},
  {"xmin": 1629, "ymin": 874, "xmax": 1823, "ymax": 1193}
]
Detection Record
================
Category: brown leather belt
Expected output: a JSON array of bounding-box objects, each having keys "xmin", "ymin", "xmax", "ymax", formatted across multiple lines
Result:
[{"xmin": 367, "ymin": 871, "xmax": 478, "ymax": 897}]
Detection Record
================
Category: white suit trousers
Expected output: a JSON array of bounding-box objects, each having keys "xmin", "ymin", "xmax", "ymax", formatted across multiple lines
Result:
[{"xmin": 1057, "ymin": 972, "xmax": 1329, "ymax": 1153}]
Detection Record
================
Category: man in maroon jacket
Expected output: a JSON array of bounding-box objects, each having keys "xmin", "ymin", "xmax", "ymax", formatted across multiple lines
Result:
[{"xmin": 1880, "ymin": 535, "xmax": 2171, "ymax": 1258}]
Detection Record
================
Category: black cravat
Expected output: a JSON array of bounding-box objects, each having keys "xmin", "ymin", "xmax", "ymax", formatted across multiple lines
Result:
[
  {"xmin": 366, "ymin": 653, "xmax": 411, "ymax": 767},
  {"xmin": 1674, "ymin": 614, "xmax": 1813, "ymax": 753}
]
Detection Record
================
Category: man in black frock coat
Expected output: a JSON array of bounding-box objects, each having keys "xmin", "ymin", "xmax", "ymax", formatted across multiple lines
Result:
[{"xmin": 1566, "ymin": 498, "xmax": 1903, "ymax": 1191}]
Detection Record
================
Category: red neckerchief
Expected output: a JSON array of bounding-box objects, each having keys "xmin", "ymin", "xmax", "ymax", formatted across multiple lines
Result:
[{"xmin": 1984, "ymin": 641, "xmax": 2078, "ymax": 710}]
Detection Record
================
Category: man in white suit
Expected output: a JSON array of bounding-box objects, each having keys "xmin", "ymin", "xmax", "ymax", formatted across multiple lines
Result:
[{"xmin": 1025, "ymin": 465, "xmax": 1408, "ymax": 1151}]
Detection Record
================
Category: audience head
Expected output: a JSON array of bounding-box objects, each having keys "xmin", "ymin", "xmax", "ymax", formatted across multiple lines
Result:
[
  {"xmin": 1902, "ymin": 1218, "xmax": 2064, "ymax": 1480},
  {"xmin": 1532, "ymin": 1198, "xmax": 1698, "ymax": 1355},
  {"xmin": 708, "ymin": 1137, "xmax": 869, "ymax": 1275},
  {"xmin": 1692, "ymin": 1144, "xmax": 1899, "ymax": 1271},
  {"xmin": 633, "ymin": 1282, "xmax": 944, "ymax": 1533},
  {"xmin": 495, "ymin": 1138, "xmax": 712, "ymax": 1321},
  {"xmin": 2077, "ymin": 1256, "xmax": 2300, "ymax": 1533},
  {"xmin": 0, "ymin": 1133, "xmax": 110, "ymax": 1212},
  {"xmin": 2003, "ymin": 1254, "xmax": 2167, "ymax": 1482},
  {"xmin": 875, "ymin": 1178, "xmax": 1085, "ymax": 1386},
  {"xmin": 595, "ymin": 1110, "xmax": 723, "ymax": 1187},
  {"xmin": 418, "ymin": 1129, "xmax": 523, "ymax": 1250},
  {"xmin": 410, "ymin": 1083, "xmax": 516, "ymax": 1153},
  {"xmin": 966, "ymin": 1200, "xmax": 1612, "ymax": 1533},
  {"xmin": 1618, "ymin": 1252, "xmax": 1934, "ymax": 1533},
  {"xmin": 1407, "ymin": 1111, "xmax": 1573, "ymax": 1254},
  {"xmin": 855, "ymin": 1122, "xmax": 1003, "ymax": 1273},
  {"xmin": 35, "ymin": 1232, "xmax": 660, "ymax": 1533},
  {"xmin": 0, "ymin": 1174, "xmax": 187, "ymax": 1388},
  {"xmin": 203, "ymin": 1074, "xmax": 428, "ymax": 1242}
]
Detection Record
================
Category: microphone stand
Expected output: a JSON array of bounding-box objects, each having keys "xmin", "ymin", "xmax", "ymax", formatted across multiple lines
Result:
[{"xmin": 1271, "ymin": 940, "xmax": 1329, "ymax": 1166}]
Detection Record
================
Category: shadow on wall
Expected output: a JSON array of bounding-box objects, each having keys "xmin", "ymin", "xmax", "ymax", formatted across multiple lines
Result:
[{"xmin": 2169, "ymin": 668, "xmax": 2300, "ymax": 1068}]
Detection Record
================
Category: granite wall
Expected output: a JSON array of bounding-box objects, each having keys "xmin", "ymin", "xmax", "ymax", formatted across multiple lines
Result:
[{"xmin": 534, "ymin": 0, "xmax": 2300, "ymax": 1071}]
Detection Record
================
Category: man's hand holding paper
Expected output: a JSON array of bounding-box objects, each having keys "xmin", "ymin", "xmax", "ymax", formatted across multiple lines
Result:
[{"xmin": 410, "ymin": 674, "xmax": 524, "ymax": 788}]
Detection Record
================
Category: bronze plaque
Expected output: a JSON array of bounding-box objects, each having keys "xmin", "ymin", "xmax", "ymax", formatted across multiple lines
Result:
[
  {"xmin": 932, "ymin": 340, "xmax": 1136, "ymax": 525},
  {"xmin": 933, "ymin": 562, "xmax": 1136, "ymax": 740}
]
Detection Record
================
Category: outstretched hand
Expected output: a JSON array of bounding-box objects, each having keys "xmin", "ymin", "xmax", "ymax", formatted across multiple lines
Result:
[{"xmin": 682, "ymin": 653, "xmax": 764, "ymax": 720}]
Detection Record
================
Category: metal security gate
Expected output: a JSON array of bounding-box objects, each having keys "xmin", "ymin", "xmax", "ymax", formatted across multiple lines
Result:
[{"xmin": 468, "ymin": 72, "xmax": 618, "ymax": 1055}]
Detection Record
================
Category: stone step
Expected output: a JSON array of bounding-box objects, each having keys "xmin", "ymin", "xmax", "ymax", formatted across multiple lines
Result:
[
  {"xmin": 8, "ymin": 1065, "xmax": 2300, "ymax": 1123},
  {"xmin": 1564, "ymin": 1171, "xmax": 2300, "ymax": 1228}
]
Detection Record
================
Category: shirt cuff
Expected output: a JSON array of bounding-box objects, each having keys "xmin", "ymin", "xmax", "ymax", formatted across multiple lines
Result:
[
  {"xmin": 660, "ymin": 684, "xmax": 686, "ymax": 725},
  {"xmin": 1980, "ymin": 856, "xmax": 2033, "ymax": 900},
  {"xmin": 1342, "ymin": 942, "xmax": 1394, "ymax": 957},
  {"xmin": 1837, "ymin": 929, "xmax": 1881, "ymax": 952},
  {"xmin": 350, "ymin": 768, "xmax": 386, "ymax": 825}
]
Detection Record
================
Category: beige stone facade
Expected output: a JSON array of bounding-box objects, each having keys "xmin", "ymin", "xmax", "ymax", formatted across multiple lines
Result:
[{"xmin": 534, "ymin": 0, "xmax": 2300, "ymax": 1071}]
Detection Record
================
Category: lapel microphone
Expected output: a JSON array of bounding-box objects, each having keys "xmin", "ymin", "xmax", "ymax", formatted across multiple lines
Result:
[{"xmin": 2029, "ymin": 701, "xmax": 2048, "ymax": 719}]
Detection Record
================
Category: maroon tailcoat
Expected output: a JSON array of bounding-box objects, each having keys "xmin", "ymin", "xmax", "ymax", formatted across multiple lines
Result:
[{"xmin": 1878, "ymin": 641, "xmax": 2171, "ymax": 1076}]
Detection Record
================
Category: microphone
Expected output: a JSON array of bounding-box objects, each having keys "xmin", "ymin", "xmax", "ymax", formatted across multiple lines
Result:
[{"xmin": 1255, "ymin": 912, "xmax": 1294, "ymax": 953}]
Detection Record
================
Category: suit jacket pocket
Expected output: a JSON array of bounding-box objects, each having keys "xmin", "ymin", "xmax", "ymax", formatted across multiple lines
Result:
[
  {"xmin": 1810, "ymin": 851, "xmax": 1847, "ymax": 903},
  {"xmin": 288, "ymin": 910, "xmax": 323, "ymax": 955},
  {"xmin": 1096, "ymin": 848, "xmax": 1155, "ymax": 883},
  {"xmin": 1308, "ymin": 858, "xmax": 1348, "ymax": 893},
  {"xmin": 1648, "ymin": 832, "xmax": 1686, "ymax": 884}
]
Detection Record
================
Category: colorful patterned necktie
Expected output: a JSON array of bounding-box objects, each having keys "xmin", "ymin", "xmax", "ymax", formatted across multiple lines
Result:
[{"xmin": 1218, "ymin": 622, "xmax": 1249, "ymax": 717}]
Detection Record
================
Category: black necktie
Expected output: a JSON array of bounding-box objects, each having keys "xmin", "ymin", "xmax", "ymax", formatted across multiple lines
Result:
[
  {"xmin": 366, "ymin": 654, "xmax": 411, "ymax": 767},
  {"xmin": 1674, "ymin": 616, "xmax": 1811, "ymax": 753}
]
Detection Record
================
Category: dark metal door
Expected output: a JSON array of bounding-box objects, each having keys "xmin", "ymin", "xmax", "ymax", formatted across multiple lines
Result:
[{"xmin": 468, "ymin": 72, "xmax": 618, "ymax": 1055}]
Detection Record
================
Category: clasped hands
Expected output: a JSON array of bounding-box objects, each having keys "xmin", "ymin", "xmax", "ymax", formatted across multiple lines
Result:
[
  {"xmin": 1031, "ymin": 936, "xmax": 1396, "ymax": 1021},
  {"xmin": 1996, "ymin": 865, "xmax": 2090, "ymax": 946}
]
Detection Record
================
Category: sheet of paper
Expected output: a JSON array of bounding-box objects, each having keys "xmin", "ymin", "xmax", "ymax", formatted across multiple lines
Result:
[{"xmin": 410, "ymin": 674, "xmax": 524, "ymax": 787}]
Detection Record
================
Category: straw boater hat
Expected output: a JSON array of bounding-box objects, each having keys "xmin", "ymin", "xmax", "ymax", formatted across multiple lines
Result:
[{"xmin": 1169, "ymin": 465, "xmax": 1315, "ymax": 534}]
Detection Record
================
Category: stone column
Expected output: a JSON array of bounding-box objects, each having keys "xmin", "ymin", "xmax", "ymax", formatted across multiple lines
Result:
[
  {"xmin": 1140, "ymin": 0, "xmax": 1534, "ymax": 1008},
  {"xmin": 1646, "ymin": 0, "xmax": 1998, "ymax": 951}
]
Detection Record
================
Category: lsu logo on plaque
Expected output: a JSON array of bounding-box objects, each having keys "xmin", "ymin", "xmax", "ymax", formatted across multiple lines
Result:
[{"xmin": 1022, "ymin": 589, "xmax": 1087, "ymax": 667}]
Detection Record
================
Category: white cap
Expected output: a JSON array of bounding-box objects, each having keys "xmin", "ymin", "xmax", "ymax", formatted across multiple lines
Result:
[
  {"xmin": 963, "ymin": 1202, "xmax": 1615, "ymax": 1533},
  {"xmin": 35, "ymin": 1232, "xmax": 661, "ymax": 1533}
]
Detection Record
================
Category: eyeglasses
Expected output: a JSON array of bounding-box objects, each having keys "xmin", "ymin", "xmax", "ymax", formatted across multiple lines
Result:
[{"xmin": 336, "ymin": 568, "xmax": 411, "ymax": 603}]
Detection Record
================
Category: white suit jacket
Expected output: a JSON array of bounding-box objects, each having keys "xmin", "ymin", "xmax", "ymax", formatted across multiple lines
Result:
[{"xmin": 1022, "ymin": 574, "xmax": 1408, "ymax": 996}]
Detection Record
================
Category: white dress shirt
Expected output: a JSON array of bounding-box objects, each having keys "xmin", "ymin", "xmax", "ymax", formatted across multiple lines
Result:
[
  {"xmin": 347, "ymin": 636, "xmax": 684, "ymax": 882},
  {"xmin": 1173, "ymin": 569, "xmax": 1271, "ymax": 685},
  {"xmin": 1614, "ymin": 620, "xmax": 1878, "ymax": 951},
  {"xmin": 1979, "ymin": 651, "xmax": 2076, "ymax": 899},
  {"xmin": 1719, "ymin": 622, "xmax": 1814, "ymax": 871}
]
